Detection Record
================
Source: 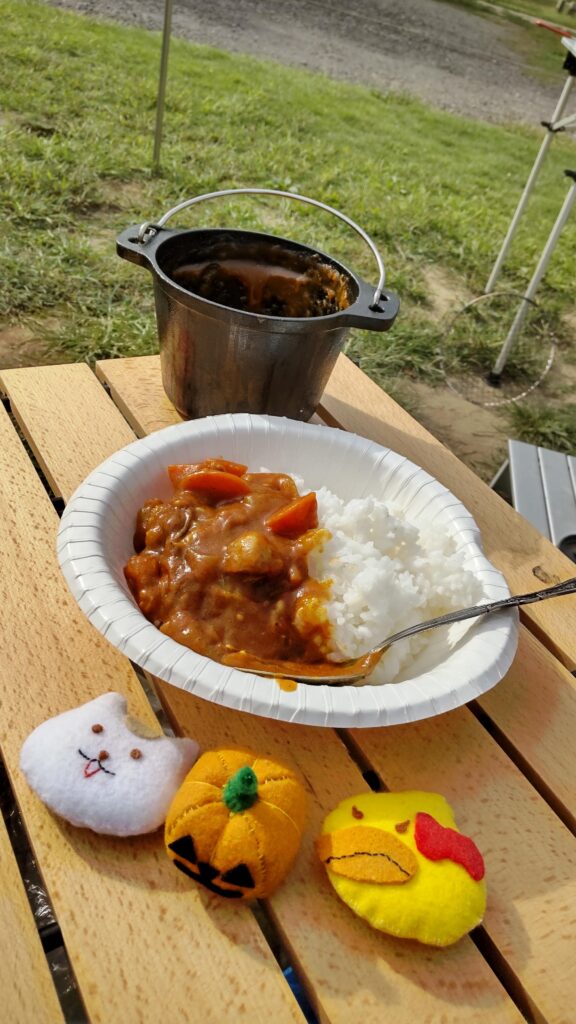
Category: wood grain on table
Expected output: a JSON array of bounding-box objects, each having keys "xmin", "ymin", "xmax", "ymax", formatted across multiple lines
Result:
[{"xmin": 0, "ymin": 815, "xmax": 65, "ymax": 1024}]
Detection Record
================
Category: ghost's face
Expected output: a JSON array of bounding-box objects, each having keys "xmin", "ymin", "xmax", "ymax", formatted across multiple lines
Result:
[{"xmin": 20, "ymin": 692, "xmax": 199, "ymax": 836}]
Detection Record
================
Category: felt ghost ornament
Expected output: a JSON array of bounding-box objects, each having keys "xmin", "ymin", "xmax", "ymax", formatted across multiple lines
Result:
[
  {"xmin": 316, "ymin": 791, "xmax": 486, "ymax": 947},
  {"xmin": 165, "ymin": 748, "xmax": 307, "ymax": 900},
  {"xmin": 20, "ymin": 692, "xmax": 199, "ymax": 836}
]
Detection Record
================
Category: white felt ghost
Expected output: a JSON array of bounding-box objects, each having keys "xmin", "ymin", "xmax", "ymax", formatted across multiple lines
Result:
[{"xmin": 20, "ymin": 692, "xmax": 199, "ymax": 836}]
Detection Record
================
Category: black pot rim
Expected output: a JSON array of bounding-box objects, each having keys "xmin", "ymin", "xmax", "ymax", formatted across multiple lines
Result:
[{"xmin": 116, "ymin": 224, "xmax": 399, "ymax": 332}]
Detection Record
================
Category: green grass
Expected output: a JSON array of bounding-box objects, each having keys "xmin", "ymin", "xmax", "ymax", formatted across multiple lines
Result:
[
  {"xmin": 1, "ymin": 0, "xmax": 576, "ymax": 457},
  {"xmin": 507, "ymin": 400, "xmax": 576, "ymax": 447}
]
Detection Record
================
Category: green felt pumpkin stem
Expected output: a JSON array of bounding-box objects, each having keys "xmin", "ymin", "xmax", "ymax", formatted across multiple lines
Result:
[{"xmin": 223, "ymin": 766, "xmax": 259, "ymax": 813}]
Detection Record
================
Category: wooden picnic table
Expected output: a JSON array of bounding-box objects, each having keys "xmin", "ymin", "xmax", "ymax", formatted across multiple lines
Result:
[{"xmin": 1, "ymin": 353, "xmax": 575, "ymax": 1024}]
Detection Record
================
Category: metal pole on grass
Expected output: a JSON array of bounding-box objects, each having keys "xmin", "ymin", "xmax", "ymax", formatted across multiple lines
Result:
[
  {"xmin": 485, "ymin": 73, "xmax": 574, "ymax": 294},
  {"xmin": 152, "ymin": 0, "xmax": 174, "ymax": 172},
  {"xmin": 490, "ymin": 170, "xmax": 576, "ymax": 378}
]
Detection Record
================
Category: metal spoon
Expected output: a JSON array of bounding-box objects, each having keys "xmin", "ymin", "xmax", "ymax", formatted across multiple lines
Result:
[{"xmin": 226, "ymin": 576, "xmax": 576, "ymax": 684}]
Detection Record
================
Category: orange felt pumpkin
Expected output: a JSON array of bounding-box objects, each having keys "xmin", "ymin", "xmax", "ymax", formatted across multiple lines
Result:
[{"xmin": 164, "ymin": 748, "xmax": 307, "ymax": 900}]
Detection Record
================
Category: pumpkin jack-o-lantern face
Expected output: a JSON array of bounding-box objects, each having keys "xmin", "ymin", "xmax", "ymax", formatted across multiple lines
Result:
[
  {"xmin": 165, "ymin": 749, "xmax": 308, "ymax": 901},
  {"xmin": 168, "ymin": 834, "xmax": 256, "ymax": 899}
]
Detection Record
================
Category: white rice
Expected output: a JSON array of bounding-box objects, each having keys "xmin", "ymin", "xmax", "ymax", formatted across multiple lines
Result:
[{"xmin": 305, "ymin": 486, "xmax": 484, "ymax": 685}]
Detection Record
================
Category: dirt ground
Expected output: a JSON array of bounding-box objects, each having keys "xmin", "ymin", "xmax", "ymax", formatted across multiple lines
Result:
[
  {"xmin": 411, "ymin": 266, "xmax": 508, "ymax": 480},
  {"xmin": 9, "ymin": 1, "xmax": 571, "ymax": 478}
]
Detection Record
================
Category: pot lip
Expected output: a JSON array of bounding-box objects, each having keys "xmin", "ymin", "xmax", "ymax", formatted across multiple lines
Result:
[{"xmin": 149, "ymin": 226, "xmax": 370, "ymax": 325}]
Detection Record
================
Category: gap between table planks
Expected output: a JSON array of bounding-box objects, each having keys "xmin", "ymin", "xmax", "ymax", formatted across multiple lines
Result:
[
  {"xmin": 0, "ymin": 811, "xmax": 65, "ymax": 1024},
  {"xmin": 0, "ymin": 363, "xmax": 526, "ymax": 1024},
  {"xmin": 2, "ymin": 360, "xmax": 576, "ymax": 1022}
]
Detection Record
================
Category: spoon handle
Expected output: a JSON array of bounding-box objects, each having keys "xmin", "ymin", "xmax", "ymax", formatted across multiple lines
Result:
[{"xmin": 377, "ymin": 576, "xmax": 576, "ymax": 651}]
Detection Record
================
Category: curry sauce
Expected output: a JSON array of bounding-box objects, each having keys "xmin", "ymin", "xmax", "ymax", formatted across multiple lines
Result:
[
  {"xmin": 171, "ymin": 250, "xmax": 351, "ymax": 318},
  {"xmin": 124, "ymin": 459, "xmax": 333, "ymax": 667}
]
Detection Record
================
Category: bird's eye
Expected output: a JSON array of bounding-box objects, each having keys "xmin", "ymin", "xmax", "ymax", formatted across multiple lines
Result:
[
  {"xmin": 130, "ymin": 748, "xmax": 143, "ymax": 760},
  {"xmin": 91, "ymin": 723, "xmax": 104, "ymax": 733},
  {"xmin": 395, "ymin": 819, "xmax": 410, "ymax": 833}
]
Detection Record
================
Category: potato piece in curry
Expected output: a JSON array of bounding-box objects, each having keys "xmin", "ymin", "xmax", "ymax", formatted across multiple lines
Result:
[{"xmin": 124, "ymin": 459, "xmax": 333, "ymax": 668}]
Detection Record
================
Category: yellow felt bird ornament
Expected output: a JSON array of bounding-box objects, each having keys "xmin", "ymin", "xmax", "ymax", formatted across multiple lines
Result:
[{"xmin": 316, "ymin": 791, "xmax": 486, "ymax": 946}]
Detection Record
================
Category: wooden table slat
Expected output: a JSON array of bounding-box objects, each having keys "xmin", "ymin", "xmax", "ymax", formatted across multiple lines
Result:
[
  {"xmin": 2, "ymin": 363, "xmax": 136, "ymax": 499},
  {"xmin": 2, "ymin": 364, "xmax": 526, "ymax": 1023},
  {"xmin": 0, "ymin": 812, "xmax": 65, "ymax": 1024},
  {"xmin": 95, "ymin": 356, "xmax": 180, "ymax": 436},
  {"xmin": 349, "ymin": 705, "xmax": 576, "ymax": 1024},
  {"xmin": 0, "ymin": 402, "xmax": 307, "ymax": 1024},
  {"xmin": 475, "ymin": 628, "xmax": 576, "ymax": 830}
]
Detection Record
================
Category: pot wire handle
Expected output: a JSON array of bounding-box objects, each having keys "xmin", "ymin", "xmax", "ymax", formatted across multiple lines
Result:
[{"xmin": 138, "ymin": 188, "xmax": 387, "ymax": 309}]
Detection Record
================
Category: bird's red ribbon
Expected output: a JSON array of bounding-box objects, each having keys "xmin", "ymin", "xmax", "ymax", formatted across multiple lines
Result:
[{"xmin": 414, "ymin": 812, "xmax": 485, "ymax": 880}]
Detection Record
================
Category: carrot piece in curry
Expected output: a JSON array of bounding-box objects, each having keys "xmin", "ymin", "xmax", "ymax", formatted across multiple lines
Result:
[
  {"xmin": 177, "ymin": 470, "xmax": 250, "ymax": 501},
  {"xmin": 168, "ymin": 459, "xmax": 247, "ymax": 488},
  {"xmin": 266, "ymin": 492, "xmax": 318, "ymax": 537}
]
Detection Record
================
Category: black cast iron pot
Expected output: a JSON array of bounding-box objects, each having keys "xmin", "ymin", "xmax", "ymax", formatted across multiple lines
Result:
[{"xmin": 116, "ymin": 189, "xmax": 400, "ymax": 420}]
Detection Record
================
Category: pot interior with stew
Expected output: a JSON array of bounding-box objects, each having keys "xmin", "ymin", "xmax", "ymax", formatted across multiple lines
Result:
[{"xmin": 163, "ymin": 231, "xmax": 355, "ymax": 318}]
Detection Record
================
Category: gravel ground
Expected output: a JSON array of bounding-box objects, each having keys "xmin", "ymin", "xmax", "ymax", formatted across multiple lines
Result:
[{"xmin": 43, "ymin": 0, "xmax": 561, "ymax": 124}]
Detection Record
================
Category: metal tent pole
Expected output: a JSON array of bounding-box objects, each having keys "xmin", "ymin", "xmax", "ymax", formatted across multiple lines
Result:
[
  {"xmin": 485, "ymin": 72, "xmax": 574, "ymax": 293},
  {"xmin": 489, "ymin": 170, "xmax": 576, "ymax": 380},
  {"xmin": 152, "ymin": 0, "xmax": 174, "ymax": 172}
]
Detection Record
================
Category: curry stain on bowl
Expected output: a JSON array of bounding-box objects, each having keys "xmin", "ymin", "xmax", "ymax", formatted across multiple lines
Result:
[{"xmin": 275, "ymin": 677, "xmax": 298, "ymax": 692}]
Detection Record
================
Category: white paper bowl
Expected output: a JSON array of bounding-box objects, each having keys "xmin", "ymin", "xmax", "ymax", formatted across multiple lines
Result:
[{"xmin": 57, "ymin": 414, "xmax": 518, "ymax": 727}]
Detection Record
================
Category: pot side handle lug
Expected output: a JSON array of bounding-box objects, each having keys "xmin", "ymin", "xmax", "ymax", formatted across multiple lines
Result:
[
  {"xmin": 340, "ymin": 281, "xmax": 400, "ymax": 332},
  {"xmin": 116, "ymin": 225, "xmax": 171, "ymax": 269}
]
